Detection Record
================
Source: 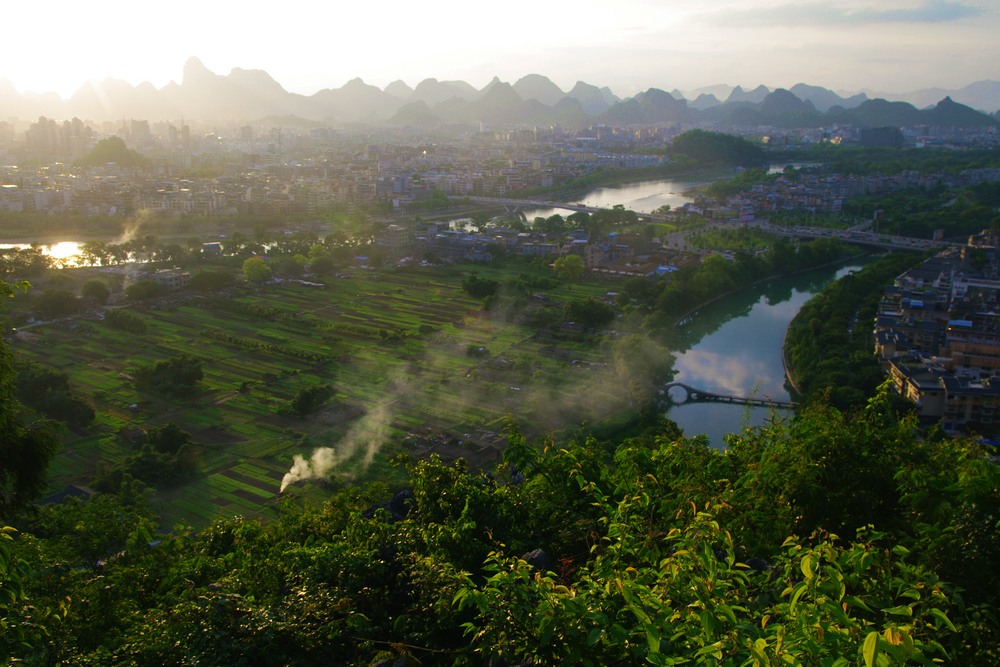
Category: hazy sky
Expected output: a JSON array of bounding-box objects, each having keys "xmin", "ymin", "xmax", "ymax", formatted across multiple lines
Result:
[{"xmin": 4, "ymin": 0, "xmax": 997, "ymax": 99}]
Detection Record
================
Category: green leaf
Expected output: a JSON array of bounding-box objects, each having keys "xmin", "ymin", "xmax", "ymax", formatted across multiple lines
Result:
[
  {"xmin": 789, "ymin": 581, "xmax": 808, "ymax": 613},
  {"xmin": 881, "ymin": 605, "xmax": 913, "ymax": 617},
  {"xmin": 929, "ymin": 607, "xmax": 957, "ymax": 632},
  {"xmin": 644, "ymin": 622, "xmax": 661, "ymax": 653},
  {"xmin": 863, "ymin": 631, "xmax": 879, "ymax": 667},
  {"xmin": 843, "ymin": 595, "xmax": 874, "ymax": 612},
  {"xmin": 801, "ymin": 554, "xmax": 815, "ymax": 580}
]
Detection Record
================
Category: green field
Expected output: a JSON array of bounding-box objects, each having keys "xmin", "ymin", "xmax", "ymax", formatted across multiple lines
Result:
[{"xmin": 14, "ymin": 265, "xmax": 638, "ymax": 527}]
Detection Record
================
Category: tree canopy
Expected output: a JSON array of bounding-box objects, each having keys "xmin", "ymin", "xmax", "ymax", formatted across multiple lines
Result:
[
  {"xmin": 3, "ymin": 386, "xmax": 997, "ymax": 664},
  {"xmin": 667, "ymin": 129, "xmax": 767, "ymax": 168},
  {"xmin": 74, "ymin": 136, "xmax": 150, "ymax": 169}
]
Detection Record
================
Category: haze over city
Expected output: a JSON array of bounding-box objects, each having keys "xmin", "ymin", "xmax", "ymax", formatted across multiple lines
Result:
[{"xmin": 4, "ymin": 0, "xmax": 997, "ymax": 99}]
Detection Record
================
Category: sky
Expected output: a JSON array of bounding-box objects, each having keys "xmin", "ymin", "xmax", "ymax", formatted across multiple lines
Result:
[{"xmin": 2, "ymin": 0, "xmax": 997, "ymax": 99}]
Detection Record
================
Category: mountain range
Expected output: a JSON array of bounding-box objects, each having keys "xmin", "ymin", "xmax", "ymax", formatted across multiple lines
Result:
[{"xmin": 1, "ymin": 57, "xmax": 998, "ymax": 130}]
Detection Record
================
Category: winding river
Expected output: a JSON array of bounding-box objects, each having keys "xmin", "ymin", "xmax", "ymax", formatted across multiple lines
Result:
[{"xmin": 665, "ymin": 262, "xmax": 867, "ymax": 447}]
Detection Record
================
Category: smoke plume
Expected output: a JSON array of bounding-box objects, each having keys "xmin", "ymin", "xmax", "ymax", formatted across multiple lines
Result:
[
  {"xmin": 279, "ymin": 400, "xmax": 396, "ymax": 492},
  {"xmin": 280, "ymin": 447, "xmax": 337, "ymax": 492}
]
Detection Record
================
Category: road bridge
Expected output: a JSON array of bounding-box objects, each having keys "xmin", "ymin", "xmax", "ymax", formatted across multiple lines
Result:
[{"xmin": 659, "ymin": 382, "xmax": 798, "ymax": 410}]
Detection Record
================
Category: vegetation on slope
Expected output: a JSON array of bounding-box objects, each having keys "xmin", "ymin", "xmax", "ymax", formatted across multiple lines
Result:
[{"xmin": 2, "ymin": 388, "xmax": 997, "ymax": 664}]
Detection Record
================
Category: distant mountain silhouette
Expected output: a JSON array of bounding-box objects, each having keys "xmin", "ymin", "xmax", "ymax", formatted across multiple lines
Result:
[
  {"xmin": 690, "ymin": 93, "xmax": 721, "ymax": 111},
  {"xmin": 384, "ymin": 80, "xmax": 414, "ymax": 100},
  {"xmin": 0, "ymin": 59, "xmax": 996, "ymax": 130},
  {"xmin": 789, "ymin": 83, "xmax": 867, "ymax": 112},
  {"xmin": 882, "ymin": 80, "xmax": 1000, "ymax": 112},
  {"xmin": 926, "ymin": 96, "xmax": 998, "ymax": 127},
  {"xmin": 725, "ymin": 85, "xmax": 771, "ymax": 105},
  {"xmin": 566, "ymin": 81, "xmax": 617, "ymax": 115},
  {"xmin": 512, "ymin": 74, "xmax": 565, "ymax": 106},
  {"xmin": 837, "ymin": 98, "xmax": 927, "ymax": 128},
  {"xmin": 409, "ymin": 78, "xmax": 479, "ymax": 107},
  {"xmin": 599, "ymin": 88, "xmax": 693, "ymax": 125}
]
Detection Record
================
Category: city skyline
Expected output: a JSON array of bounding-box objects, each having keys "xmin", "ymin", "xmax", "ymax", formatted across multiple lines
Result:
[{"xmin": 3, "ymin": 0, "xmax": 997, "ymax": 100}]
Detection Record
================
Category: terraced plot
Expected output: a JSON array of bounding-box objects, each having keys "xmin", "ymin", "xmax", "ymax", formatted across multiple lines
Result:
[{"xmin": 15, "ymin": 265, "xmax": 633, "ymax": 527}]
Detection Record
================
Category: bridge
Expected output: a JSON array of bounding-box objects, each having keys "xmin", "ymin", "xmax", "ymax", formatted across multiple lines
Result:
[{"xmin": 659, "ymin": 382, "xmax": 798, "ymax": 410}]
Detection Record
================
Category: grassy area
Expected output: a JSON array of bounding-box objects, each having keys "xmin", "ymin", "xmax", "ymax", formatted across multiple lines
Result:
[{"xmin": 13, "ymin": 264, "xmax": 642, "ymax": 527}]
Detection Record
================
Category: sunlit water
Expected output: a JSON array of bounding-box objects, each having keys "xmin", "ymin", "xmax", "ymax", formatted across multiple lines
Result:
[
  {"xmin": 0, "ymin": 241, "xmax": 83, "ymax": 266},
  {"xmin": 520, "ymin": 176, "xmax": 718, "ymax": 219}
]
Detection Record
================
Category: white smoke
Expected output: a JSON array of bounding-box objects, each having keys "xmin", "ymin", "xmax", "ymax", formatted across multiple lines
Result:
[
  {"xmin": 112, "ymin": 209, "xmax": 154, "ymax": 248},
  {"xmin": 280, "ymin": 447, "xmax": 338, "ymax": 492},
  {"xmin": 279, "ymin": 401, "xmax": 395, "ymax": 492}
]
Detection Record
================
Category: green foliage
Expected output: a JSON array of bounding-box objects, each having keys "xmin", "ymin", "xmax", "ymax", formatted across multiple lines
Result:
[
  {"xmin": 785, "ymin": 253, "xmax": 922, "ymax": 409},
  {"xmin": 461, "ymin": 272, "xmax": 499, "ymax": 299},
  {"xmin": 13, "ymin": 359, "xmax": 94, "ymax": 426},
  {"xmin": 0, "ymin": 335, "xmax": 60, "ymax": 518},
  {"xmin": 102, "ymin": 306, "xmax": 147, "ymax": 334},
  {"xmin": 35, "ymin": 288, "xmax": 78, "ymax": 318},
  {"xmin": 0, "ymin": 526, "xmax": 68, "ymax": 662},
  {"xmin": 289, "ymin": 384, "xmax": 335, "ymax": 417},
  {"xmin": 6, "ymin": 393, "xmax": 1000, "ymax": 664},
  {"xmin": 565, "ymin": 297, "xmax": 615, "ymax": 328},
  {"xmin": 74, "ymin": 136, "xmax": 150, "ymax": 169},
  {"xmin": 147, "ymin": 422, "xmax": 192, "ymax": 455},
  {"xmin": 80, "ymin": 279, "xmax": 110, "ymax": 305},
  {"xmin": 124, "ymin": 278, "xmax": 166, "ymax": 302},
  {"xmin": 242, "ymin": 257, "xmax": 273, "ymax": 283},
  {"xmin": 134, "ymin": 354, "xmax": 204, "ymax": 397},
  {"xmin": 0, "ymin": 246, "xmax": 52, "ymax": 278},
  {"xmin": 553, "ymin": 253, "xmax": 584, "ymax": 282},
  {"xmin": 656, "ymin": 238, "xmax": 852, "ymax": 320},
  {"xmin": 188, "ymin": 270, "xmax": 236, "ymax": 292},
  {"xmin": 668, "ymin": 129, "xmax": 767, "ymax": 168}
]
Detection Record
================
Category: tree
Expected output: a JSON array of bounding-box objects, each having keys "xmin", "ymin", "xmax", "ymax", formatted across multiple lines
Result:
[
  {"xmin": 242, "ymin": 257, "xmax": 272, "ymax": 284},
  {"xmin": 1, "ymin": 526, "xmax": 68, "ymax": 662},
  {"xmin": 462, "ymin": 273, "xmax": 499, "ymax": 299},
  {"xmin": 135, "ymin": 355, "xmax": 204, "ymax": 396},
  {"xmin": 35, "ymin": 289, "xmax": 78, "ymax": 318},
  {"xmin": 0, "ymin": 283, "xmax": 60, "ymax": 517},
  {"xmin": 81, "ymin": 279, "xmax": 111, "ymax": 305},
  {"xmin": 188, "ymin": 270, "xmax": 235, "ymax": 292},
  {"xmin": 125, "ymin": 279, "xmax": 165, "ymax": 302},
  {"xmin": 289, "ymin": 384, "xmax": 335, "ymax": 417},
  {"xmin": 147, "ymin": 422, "xmax": 192, "ymax": 455},
  {"xmin": 75, "ymin": 136, "xmax": 149, "ymax": 169},
  {"xmin": 564, "ymin": 297, "xmax": 615, "ymax": 327},
  {"xmin": 553, "ymin": 254, "xmax": 584, "ymax": 282}
]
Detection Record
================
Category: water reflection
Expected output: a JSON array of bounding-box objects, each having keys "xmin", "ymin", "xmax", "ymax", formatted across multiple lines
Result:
[
  {"xmin": 0, "ymin": 241, "xmax": 83, "ymax": 267},
  {"xmin": 667, "ymin": 262, "xmax": 868, "ymax": 447},
  {"xmin": 520, "ymin": 176, "xmax": 715, "ymax": 219}
]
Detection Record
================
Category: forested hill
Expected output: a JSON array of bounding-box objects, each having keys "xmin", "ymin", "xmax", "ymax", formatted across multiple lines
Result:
[{"xmin": 3, "ymin": 388, "xmax": 998, "ymax": 664}]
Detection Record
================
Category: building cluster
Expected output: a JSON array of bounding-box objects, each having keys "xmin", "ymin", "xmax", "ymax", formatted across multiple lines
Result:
[
  {"xmin": 722, "ymin": 168, "xmax": 1000, "ymax": 220},
  {"xmin": 0, "ymin": 118, "xmax": 676, "ymax": 219},
  {"xmin": 377, "ymin": 219, "xmax": 697, "ymax": 278},
  {"xmin": 754, "ymin": 123, "xmax": 999, "ymax": 150},
  {"xmin": 875, "ymin": 231, "xmax": 1000, "ymax": 433}
]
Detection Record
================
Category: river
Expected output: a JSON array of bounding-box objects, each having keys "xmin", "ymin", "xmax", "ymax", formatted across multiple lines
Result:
[
  {"xmin": 666, "ymin": 262, "xmax": 866, "ymax": 448},
  {"xmin": 520, "ymin": 174, "xmax": 717, "ymax": 219}
]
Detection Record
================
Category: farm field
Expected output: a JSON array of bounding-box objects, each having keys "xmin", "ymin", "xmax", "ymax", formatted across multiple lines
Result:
[{"xmin": 13, "ymin": 264, "xmax": 639, "ymax": 527}]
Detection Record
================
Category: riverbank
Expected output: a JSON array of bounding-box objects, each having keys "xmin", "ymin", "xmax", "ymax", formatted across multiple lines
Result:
[{"xmin": 673, "ymin": 251, "xmax": 867, "ymax": 328}]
